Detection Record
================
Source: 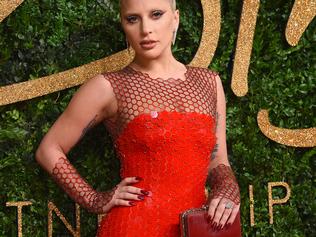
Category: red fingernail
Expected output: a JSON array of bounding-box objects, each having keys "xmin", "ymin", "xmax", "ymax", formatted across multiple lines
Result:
[
  {"xmin": 216, "ymin": 223, "xmax": 220, "ymax": 231},
  {"xmin": 135, "ymin": 176, "xmax": 143, "ymax": 181},
  {"xmin": 225, "ymin": 223, "xmax": 231, "ymax": 229},
  {"xmin": 138, "ymin": 195, "xmax": 145, "ymax": 200},
  {"xmin": 141, "ymin": 190, "xmax": 149, "ymax": 195},
  {"xmin": 212, "ymin": 223, "xmax": 217, "ymax": 230},
  {"xmin": 129, "ymin": 201, "xmax": 136, "ymax": 206}
]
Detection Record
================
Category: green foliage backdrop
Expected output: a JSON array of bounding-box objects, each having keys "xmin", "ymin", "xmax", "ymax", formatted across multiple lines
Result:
[{"xmin": 0, "ymin": 0, "xmax": 315, "ymax": 236}]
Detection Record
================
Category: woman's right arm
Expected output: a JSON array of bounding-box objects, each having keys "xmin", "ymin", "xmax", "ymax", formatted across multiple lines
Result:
[{"xmin": 35, "ymin": 74, "xmax": 149, "ymax": 214}]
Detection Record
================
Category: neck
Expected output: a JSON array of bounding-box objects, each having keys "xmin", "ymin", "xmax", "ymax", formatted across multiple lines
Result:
[{"xmin": 131, "ymin": 48, "xmax": 183, "ymax": 74}]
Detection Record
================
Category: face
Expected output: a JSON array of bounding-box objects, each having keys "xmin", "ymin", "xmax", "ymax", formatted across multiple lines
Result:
[{"xmin": 120, "ymin": 0, "xmax": 179, "ymax": 60}]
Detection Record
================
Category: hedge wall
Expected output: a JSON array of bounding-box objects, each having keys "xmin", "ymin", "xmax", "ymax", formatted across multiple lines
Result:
[{"xmin": 0, "ymin": 0, "xmax": 315, "ymax": 236}]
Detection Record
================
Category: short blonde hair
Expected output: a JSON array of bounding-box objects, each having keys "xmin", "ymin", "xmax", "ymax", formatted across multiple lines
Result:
[
  {"xmin": 120, "ymin": 0, "xmax": 176, "ymax": 11},
  {"xmin": 170, "ymin": 0, "xmax": 176, "ymax": 11}
]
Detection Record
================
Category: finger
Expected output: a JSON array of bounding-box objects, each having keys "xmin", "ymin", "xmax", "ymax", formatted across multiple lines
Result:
[
  {"xmin": 207, "ymin": 198, "xmax": 221, "ymax": 221},
  {"xmin": 226, "ymin": 204, "xmax": 240, "ymax": 225},
  {"xmin": 211, "ymin": 198, "xmax": 227, "ymax": 228},
  {"xmin": 113, "ymin": 198, "xmax": 138, "ymax": 207},
  {"xmin": 120, "ymin": 176, "xmax": 143, "ymax": 186},
  {"xmin": 117, "ymin": 186, "xmax": 146, "ymax": 200},
  {"xmin": 218, "ymin": 206, "xmax": 233, "ymax": 229},
  {"xmin": 120, "ymin": 185, "xmax": 152, "ymax": 198},
  {"xmin": 119, "ymin": 191, "xmax": 146, "ymax": 201}
]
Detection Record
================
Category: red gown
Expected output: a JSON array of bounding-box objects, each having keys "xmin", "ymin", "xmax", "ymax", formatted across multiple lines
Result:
[{"xmin": 97, "ymin": 65, "xmax": 218, "ymax": 237}]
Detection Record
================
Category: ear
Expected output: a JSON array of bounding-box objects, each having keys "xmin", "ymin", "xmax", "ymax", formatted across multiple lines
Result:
[{"xmin": 174, "ymin": 9, "xmax": 180, "ymax": 30}]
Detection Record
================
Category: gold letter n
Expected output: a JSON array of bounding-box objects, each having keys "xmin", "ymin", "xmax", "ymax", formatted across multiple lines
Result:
[{"xmin": 48, "ymin": 201, "xmax": 80, "ymax": 237}]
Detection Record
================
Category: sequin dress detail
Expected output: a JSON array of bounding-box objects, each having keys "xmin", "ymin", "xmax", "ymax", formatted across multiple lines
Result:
[{"xmin": 97, "ymin": 65, "xmax": 218, "ymax": 237}]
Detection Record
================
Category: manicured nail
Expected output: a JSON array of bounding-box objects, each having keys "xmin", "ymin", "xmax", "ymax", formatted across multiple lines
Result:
[
  {"xmin": 215, "ymin": 223, "xmax": 220, "ymax": 231},
  {"xmin": 212, "ymin": 223, "xmax": 217, "ymax": 230},
  {"xmin": 129, "ymin": 201, "xmax": 136, "ymax": 206},
  {"xmin": 141, "ymin": 190, "xmax": 149, "ymax": 195},
  {"xmin": 138, "ymin": 195, "xmax": 145, "ymax": 200},
  {"xmin": 225, "ymin": 223, "xmax": 231, "ymax": 229},
  {"xmin": 135, "ymin": 176, "xmax": 143, "ymax": 181}
]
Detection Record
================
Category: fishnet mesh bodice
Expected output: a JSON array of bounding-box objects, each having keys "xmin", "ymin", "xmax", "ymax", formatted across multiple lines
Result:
[
  {"xmin": 97, "ymin": 66, "xmax": 219, "ymax": 237},
  {"xmin": 103, "ymin": 65, "xmax": 217, "ymax": 141}
]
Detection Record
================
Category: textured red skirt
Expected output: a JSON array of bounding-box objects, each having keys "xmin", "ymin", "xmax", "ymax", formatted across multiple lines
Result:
[{"xmin": 97, "ymin": 111, "xmax": 216, "ymax": 237}]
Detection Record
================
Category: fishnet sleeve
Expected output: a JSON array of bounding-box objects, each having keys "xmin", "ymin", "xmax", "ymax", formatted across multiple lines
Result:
[
  {"xmin": 51, "ymin": 157, "xmax": 118, "ymax": 214},
  {"xmin": 207, "ymin": 164, "xmax": 240, "ymax": 205}
]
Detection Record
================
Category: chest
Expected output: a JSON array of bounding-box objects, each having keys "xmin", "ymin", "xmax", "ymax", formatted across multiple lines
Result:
[{"xmin": 116, "ymin": 77, "xmax": 215, "ymax": 115}]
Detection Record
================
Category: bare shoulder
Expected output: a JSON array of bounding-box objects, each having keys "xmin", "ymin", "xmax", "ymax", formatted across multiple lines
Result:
[
  {"xmin": 67, "ymin": 73, "xmax": 117, "ymax": 120},
  {"xmin": 81, "ymin": 73, "xmax": 114, "ymax": 94}
]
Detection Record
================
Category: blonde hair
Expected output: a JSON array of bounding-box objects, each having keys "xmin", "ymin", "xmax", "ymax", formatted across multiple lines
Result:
[
  {"xmin": 170, "ymin": 0, "xmax": 176, "ymax": 11},
  {"xmin": 120, "ymin": 0, "xmax": 176, "ymax": 11}
]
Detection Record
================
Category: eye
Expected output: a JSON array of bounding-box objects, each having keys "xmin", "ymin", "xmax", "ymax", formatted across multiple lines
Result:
[
  {"xmin": 152, "ymin": 10, "xmax": 164, "ymax": 19},
  {"xmin": 126, "ymin": 15, "xmax": 138, "ymax": 24}
]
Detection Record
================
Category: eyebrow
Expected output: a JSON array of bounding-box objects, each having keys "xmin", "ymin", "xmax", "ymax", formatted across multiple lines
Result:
[{"xmin": 122, "ymin": 8, "xmax": 165, "ymax": 16}]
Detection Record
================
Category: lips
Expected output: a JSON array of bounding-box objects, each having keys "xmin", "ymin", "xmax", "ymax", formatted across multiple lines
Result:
[{"xmin": 140, "ymin": 40, "xmax": 157, "ymax": 49}]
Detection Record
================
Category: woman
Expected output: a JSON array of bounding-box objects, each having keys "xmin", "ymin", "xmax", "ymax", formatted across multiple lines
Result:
[{"xmin": 35, "ymin": 0, "xmax": 240, "ymax": 236}]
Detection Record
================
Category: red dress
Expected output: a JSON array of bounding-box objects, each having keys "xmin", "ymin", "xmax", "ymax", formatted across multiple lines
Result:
[{"xmin": 97, "ymin": 65, "xmax": 218, "ymax": 237}]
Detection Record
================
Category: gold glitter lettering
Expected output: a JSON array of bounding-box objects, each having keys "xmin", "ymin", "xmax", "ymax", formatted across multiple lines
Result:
[
  {"xmin": 189, "ymin": 0, "xmax": 220, "ymax": 67},
  {"xmin": 0, "ymin": 0, "xmax": 24, "ymax": 22},
  {"xmin": 6, "ymin": 201, "xmax": 32, "ymax": 237},
  {"xmin": 286, "ymin": 0, "xmax": 316, "ymax": 46},
  {"xmin": 231, "ymin": 0, "xmax": 260, "ymax": 96},
  {"xmin": 48, "ymin": 202, "xmax": 80, "ymax": 237},
  {"xmin": 249, "ymin": 185, "xmax": 255, "ymax": 227},
  {"xmin": 258, "ymin": 110, "xmax": 316, "ymax": 147},
  {"xmin": 268, "ymin": 182, "xmax": 291, "ymax": 224}
]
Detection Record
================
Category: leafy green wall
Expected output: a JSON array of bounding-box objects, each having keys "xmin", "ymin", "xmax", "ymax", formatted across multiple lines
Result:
[{"xmin": 0, "ymin": 0, "xmax": 315, "ymax": 236}]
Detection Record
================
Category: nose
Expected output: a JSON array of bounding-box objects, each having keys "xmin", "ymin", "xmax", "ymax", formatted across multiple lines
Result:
[{"xmin": 140, "ymin": 18, "xmax": 152, "ymax": 36}]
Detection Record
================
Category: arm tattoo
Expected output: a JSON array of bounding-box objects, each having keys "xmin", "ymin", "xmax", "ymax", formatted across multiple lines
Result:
[
  {"xmin": 78, "ymin": 114, "xmax": 98, "ymax": 142},
  {"xmin": 211, "ymin": 144, "xmax": 219, "ymax": 160},
  {"xmin": 211, "ymin": 112, "xmax": 220, "ymax": 160}
]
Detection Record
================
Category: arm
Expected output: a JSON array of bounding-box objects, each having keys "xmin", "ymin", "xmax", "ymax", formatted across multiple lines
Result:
[
  {"xmin": 35, "ymin": 74, "xmax": 118, "ymax": 214},
  {"xmin": 206, "ymin": 74, "xmax": 240, "ymax": 229}
]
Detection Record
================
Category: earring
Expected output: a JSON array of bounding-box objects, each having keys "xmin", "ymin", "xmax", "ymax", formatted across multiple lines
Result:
[{"xmin": 172, "ymin": 29, "xmax": 178, "ymax": 45}]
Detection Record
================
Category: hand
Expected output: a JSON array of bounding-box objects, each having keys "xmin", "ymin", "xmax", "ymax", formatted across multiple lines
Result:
[
  {"xmin": 207, "ymin": 197, "xmax": 240, "ymax": 230},
  {"xmin": 108, "ymin": 176, "xmax": 152, "ymax": 209},
  {"xmin": 205, "ymin": 164, "xmax": 241, "ymax": 230},
  {"xmin": 49, "ymin": 156, "xmax": 152, "ymax": 214}
]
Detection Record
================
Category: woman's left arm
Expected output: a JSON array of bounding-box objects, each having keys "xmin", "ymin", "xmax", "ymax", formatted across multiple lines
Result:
[{"xmin": 206, "ymin": 74, "xmax": 241, "ymax": 230}]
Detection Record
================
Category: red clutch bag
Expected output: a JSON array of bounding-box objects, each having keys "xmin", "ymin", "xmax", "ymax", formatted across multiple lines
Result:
[{"xmin": 179, "ymin": 205, "xmax": 242, "ymax": 237}]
